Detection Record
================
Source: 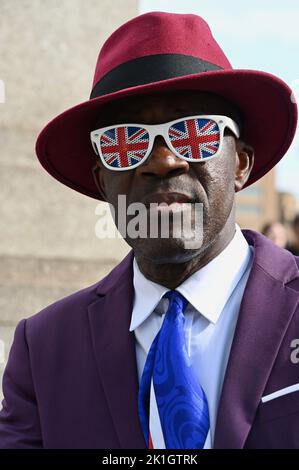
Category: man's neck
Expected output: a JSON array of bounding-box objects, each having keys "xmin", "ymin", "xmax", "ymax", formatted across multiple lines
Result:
[{"xmin": 135, "ymin": 220, "xmax": 236, "ymax": 289}]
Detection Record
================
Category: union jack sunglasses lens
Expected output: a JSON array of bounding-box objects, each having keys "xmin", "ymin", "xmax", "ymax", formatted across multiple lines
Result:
[
  {"xmin": 95, "ymin": 117, "xmax": 223, "ymax": 170},
  {"xmin": 99, "ymin": 125, "xmax": 150, "ymax": 169},
  {"xmin": 168, "ymin": 118, "xmax": 220, "ymax": 160}
]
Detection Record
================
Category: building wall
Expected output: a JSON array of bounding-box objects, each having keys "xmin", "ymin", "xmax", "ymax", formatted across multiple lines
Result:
[
  {"xmin": 278, "ymin": 192, "xmax": 298, "ymax": 224},
  {"xmin": 236, "ymin": 170, "xmax": 279, "ymax": 231},
  {"xmin": 0, "ymin": 0, "xmax": 137, "ymax": 392}
]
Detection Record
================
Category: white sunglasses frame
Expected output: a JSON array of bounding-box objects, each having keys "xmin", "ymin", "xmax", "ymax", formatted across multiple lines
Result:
[{"xmin": 90, "ymin": 114, "xmax": 240, "ymax": 172}]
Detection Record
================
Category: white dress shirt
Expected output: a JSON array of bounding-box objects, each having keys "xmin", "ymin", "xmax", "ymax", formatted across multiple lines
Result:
[{"xmin": 129, "ymin": 224, "xmax": 254, "ymax": 449}]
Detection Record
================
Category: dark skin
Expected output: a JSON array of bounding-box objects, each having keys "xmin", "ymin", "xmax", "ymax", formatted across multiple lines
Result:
[{"xmin": 92, "ymin": 90, "xmax": 254, "ymax": 289}]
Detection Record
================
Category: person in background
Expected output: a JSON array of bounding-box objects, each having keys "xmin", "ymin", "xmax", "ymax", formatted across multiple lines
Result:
[
  {"xmin": 286, "ymin": 214, "xmax": 299, "ymax": 256},
  {"xmin": 261, "ymin": 221, "xmax": 288, "ymax": 249}
]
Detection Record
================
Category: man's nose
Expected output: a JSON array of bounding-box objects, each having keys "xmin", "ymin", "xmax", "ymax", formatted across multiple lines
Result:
[{"xmin": 137, "ymin": 136, "xmax": 189, "ymax": 178}]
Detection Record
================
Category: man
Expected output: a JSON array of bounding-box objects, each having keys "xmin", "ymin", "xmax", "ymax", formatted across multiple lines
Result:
[{"xmin": 0, "ymin": 11, "xmax": 298, "ymax": 449}]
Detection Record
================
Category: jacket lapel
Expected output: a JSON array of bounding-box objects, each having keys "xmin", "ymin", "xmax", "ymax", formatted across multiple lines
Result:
[
  {"xmin": 214, "ymin": 230, "xmax": 299, "ymax": 448},
  {"xmin": 88, "ymin": 250, "xmax": 146, "ymax": 449}
]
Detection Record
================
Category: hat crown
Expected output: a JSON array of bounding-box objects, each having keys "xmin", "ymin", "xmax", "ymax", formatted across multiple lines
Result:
[{"xmin": 91, "ymin": 11, "xmax": 232, "ymax": 93}]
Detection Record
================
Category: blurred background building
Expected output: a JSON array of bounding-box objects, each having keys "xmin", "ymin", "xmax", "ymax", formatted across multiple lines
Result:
[
  {"xmin": 0, "ymin": 1, "xmax": 298, "ymax": 393},
  {"xmin": 236, "ymin": 170, "xmax": 298, "ymax": 231}
]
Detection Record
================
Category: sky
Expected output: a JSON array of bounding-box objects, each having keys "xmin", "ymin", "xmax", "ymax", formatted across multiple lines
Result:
[{"xmin": 139, "ymin": 0, "xmax": 299, "ymax": 200}]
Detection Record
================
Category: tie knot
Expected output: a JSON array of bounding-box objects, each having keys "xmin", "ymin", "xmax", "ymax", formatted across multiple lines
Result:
[{"xmin": 164, "ymin": 290, "xmax": 188, "ymax": 312}]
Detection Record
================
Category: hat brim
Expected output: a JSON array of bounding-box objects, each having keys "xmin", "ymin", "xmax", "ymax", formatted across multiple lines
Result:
[{"xmin": 35, "ymin": 69, "xmax": 298, "ymax": 200}]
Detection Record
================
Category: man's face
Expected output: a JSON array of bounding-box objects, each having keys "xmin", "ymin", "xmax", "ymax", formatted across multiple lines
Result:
[{"xmin": 93, "ymin": 90, "xmax": 253, "ymax": 264}]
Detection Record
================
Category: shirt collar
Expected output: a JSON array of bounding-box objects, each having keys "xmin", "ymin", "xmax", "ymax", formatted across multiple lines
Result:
[{"xmin": 129, "ymin": 224, "xmax": 252, "ymax": 331}]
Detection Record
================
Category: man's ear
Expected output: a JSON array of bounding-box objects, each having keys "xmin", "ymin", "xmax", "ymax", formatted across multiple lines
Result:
[
  {"xmin": 234, "ymin": 139, "xmax": 255, "ymax": 192},
  {"xmin": 92, "ymin": 161, "xmax": 107, "ymax": 201}
]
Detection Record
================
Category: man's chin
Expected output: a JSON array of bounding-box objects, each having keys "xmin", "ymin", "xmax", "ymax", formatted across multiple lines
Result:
[{"xmin": 128, "ymin": 237, "xmax": 202, "ymax": 265}]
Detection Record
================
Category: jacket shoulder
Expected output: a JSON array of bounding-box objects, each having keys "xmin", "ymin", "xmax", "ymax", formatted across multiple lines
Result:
[
  {"xmin": 24, "ymin": 251, "xmax": 133, "ymax": 334},
  {"xmin": 243, "ymin": 229, "xmax": 299, "ymax": 290}
]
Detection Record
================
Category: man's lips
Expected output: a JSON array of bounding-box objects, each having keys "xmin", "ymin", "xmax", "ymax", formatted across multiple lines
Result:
[{"xmin": 142, "ymin": 192, "xmax": 193, "ymax": 207}]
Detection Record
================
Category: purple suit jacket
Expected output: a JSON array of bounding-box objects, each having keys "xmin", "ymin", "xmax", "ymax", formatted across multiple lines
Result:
[{"xmin": 1, "ymin": 229, "xmax": 299, "ymax": 449}]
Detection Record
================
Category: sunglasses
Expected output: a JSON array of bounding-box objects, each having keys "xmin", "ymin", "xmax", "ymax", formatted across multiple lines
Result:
[{"xmin": 90, "ymin": 114, "xmax": 240, "ymax": 171}]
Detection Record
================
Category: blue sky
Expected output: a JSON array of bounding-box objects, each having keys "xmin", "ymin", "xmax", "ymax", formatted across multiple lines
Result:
[{"xmin": 139, "ymin": 1, "xmax": 299, "ymax": 200}]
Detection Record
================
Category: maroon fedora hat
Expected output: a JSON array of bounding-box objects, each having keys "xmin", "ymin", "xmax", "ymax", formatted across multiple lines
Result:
[{"xmin": 35, "ymin": 11, "xmax": 298, "ymax": 200}]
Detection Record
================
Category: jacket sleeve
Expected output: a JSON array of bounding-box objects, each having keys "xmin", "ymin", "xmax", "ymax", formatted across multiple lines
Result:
[{"xmin": 0, "ymin": 319, "xmax": 43, "ymax": 448}]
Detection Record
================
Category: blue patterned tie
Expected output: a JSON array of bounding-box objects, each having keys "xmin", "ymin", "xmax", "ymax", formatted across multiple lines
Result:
[{"xmin": 138, "ymin": 290, "xmax": 210, "ymax": 449}]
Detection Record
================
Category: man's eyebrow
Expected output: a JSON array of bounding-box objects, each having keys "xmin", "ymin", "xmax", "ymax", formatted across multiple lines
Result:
[
  {"xmin": 115, "ymin": 107, "xmax": 191, "ymax": 120},
  {"xmin": 113, "ymin": 110, "xmax": 142, "ymax": 121},
  {"xmin": 101, "ymin": 101, "xmax": 227, "ymax": 125}
]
